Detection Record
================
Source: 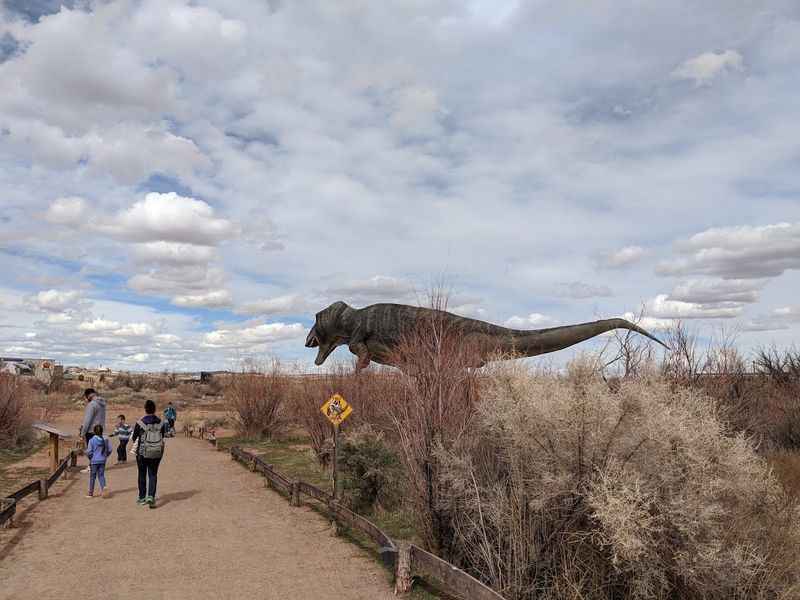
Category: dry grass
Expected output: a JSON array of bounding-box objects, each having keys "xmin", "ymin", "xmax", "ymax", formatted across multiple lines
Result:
[
  {"xmin": 225, "ymin": 360, "xmax": 287, "ymax": 439},
  {"xmin": 0, "ymin": 374, "xmax": 34, "ymax": 449},
  {"xmin": 435, "ymin": 359, "xmax": 800, "ymax": 600}
]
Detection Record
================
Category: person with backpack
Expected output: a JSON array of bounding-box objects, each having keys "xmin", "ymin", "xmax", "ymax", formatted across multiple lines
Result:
[
  {"xmin": 85, "ymin": 424, "xmax": 112, "ymax": 498},
  {"xmin": 131, "ymin": 399, "xmax": 167, "ymax": 508}
]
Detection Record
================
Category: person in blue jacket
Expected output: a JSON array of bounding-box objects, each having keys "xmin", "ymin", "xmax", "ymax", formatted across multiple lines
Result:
[{"xmin": 86, "ymin": 424, "xmax": 111, "ymax": 498}]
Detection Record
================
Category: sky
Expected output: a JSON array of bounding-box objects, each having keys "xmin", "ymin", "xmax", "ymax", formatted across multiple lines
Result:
[{"xmin": 0, "ymin": 0, "xmax": 799, "ymax": 372}]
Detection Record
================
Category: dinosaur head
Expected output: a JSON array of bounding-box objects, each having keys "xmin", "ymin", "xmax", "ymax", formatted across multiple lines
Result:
[{"xmin": 305, "ymin": 301, "xmax": 350, "ymax": 366}]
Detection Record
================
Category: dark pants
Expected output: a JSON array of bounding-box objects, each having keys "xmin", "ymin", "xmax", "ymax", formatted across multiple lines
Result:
[
  {"xmin": 168, "ymin": 418, "xmax": 175, "ymax": 431},
  {"xmin": 117, "ymin": 439, "xmax": 128, "ymax": 462},
  {"xmin": 84, "ymin": 432, "xmax": 93, "ymax": 447},
  {"xmin": 136, "ymin": 455, "xmax": 161, "ymax": 499}
]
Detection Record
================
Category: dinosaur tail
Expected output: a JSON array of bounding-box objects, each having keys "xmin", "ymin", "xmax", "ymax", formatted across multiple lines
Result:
[{"xmin": 510, "ymin": 318, "xmax": 669, "ymax": 357}]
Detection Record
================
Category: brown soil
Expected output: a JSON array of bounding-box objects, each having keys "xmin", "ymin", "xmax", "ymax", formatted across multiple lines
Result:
[{"xmin": 0, "ymin": 419, "xmax": 394, "ymax": 599}]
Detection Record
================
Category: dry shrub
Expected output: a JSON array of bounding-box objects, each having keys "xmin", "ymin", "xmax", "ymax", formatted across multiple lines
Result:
[
  {"xmin": 340, "ymin": 423, "xmax": 401, "ymax": 513},
  {"xmin": 387, "ymin": 300, "xmax": 480, "ymax": 558},
  {"xmin": 0, "ymin": 374, "xmax": 33, "ymax": 448},
  {"xmin": 225, "ymin": 360, "xmax": 286, "ymax": 439},
  {"xmin": 438, "ymin": 359, "xmax": 800, "ymax": 600}
]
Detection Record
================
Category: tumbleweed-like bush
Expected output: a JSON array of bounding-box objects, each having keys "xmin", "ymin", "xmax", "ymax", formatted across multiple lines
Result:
[
  {"xmin": 438, "ymin": 358, "xmax": 800, "ymax": 600},
  {"xmin": 0, "ymin": 373, "xmax": 33, "ymax": 449}
]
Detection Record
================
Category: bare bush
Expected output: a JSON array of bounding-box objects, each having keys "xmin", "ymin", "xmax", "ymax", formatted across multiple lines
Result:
[
  {"xmin": 0, "ymin": 374, "xmax": 33, "ymax": 448},
  {"xmin": 660, "ymin": 321, "xmax": 703, "ymax": 384},
  {"xmin": 225, "ymin": 360, "xmax": 287, "ymax": 439},
  {"xmin": 386, "ymin": 294, "xmax": 480, "ymax": 558},
  {"xmin": 438, "ymin": 359, "xmax": 800, "ymax": 600}
]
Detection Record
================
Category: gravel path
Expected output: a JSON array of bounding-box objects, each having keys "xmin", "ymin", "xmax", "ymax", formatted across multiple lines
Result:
[{"xmin": 0, "ymin": 436, "xmax": 394, "ymax": 600}]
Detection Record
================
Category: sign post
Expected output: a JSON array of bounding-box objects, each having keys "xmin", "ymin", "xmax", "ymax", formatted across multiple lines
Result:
[{"xmin": 320, "ymin": 394, "xmax": 353, "ymax": 500}]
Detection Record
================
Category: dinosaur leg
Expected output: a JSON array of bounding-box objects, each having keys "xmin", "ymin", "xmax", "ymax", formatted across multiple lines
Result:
[{"xmin": 348, "ymin": 341, "xmax": 371, "ymax": 371}]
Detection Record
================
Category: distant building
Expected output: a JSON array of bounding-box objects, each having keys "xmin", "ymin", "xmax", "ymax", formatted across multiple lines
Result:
[{"xmin": 0, "ymin": 357, "xmax": 62, "ymax": 384}]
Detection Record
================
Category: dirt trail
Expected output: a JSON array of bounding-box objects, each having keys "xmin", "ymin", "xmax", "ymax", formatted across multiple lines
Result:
[{"xmin": 0, "ymin": 434, "xmax": 395, "ymax": 600}]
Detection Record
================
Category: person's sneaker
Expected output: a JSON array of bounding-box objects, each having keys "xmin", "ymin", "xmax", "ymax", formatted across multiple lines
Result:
[
  {"xmin": 146, "ymin": 496, "xmax": 156, "ymax": 509},
  {"xmin": 85, "ymin": 493, "xmax": 94, "ymax": 498},
  {"xmin": 136, "ymin": 497, "xmax": 147, "ymax": 505},
  {"xmin": 80, "ymin": 467, "xmax": 90, "ymax": 474}
]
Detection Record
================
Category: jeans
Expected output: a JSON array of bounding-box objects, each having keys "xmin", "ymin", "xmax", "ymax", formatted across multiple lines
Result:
[
  {"xmin": 137, "ymin": 455, "xmax": 161, "ymax": 499},
  {"xmin": 89, "ymin": 463, "xmax": 106, "ymax": 495},
  {"xmin": 117, "ymin": 439, "xmax": 128, "ymax": 462}
]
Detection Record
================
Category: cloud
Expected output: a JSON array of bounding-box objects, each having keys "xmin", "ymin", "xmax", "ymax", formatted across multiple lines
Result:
[
  {"xmin": 113, "ymin": 322, "xmax": 154, "ymax": 337},
  {"xmin": 667, "ymin": 279, "xmax": 764, "ymax": 304},
  {"xmin": 657, "ymin": 223, "xmax": 800, "ymax": 279},
  {"xmin": 77, "ymin": 318, "xmax": 120, "ymax": 332},
  {"xmin": 237, "ymin": 294, "xmax": 312, "ymax": 316},
  {"xmin": 504, "ymin": 313, "xmax": 558, "ymax": 329},
  {"xmin": 595, "ymin": 246, "xmax": 646, "ymax": 269},
  {"xmin": 742, "ymin": 306, "xmax": 800, "ymax": 332},
  {"xmin": 30, "ymin": 289, "xmax": 82, "ymax": 311},
  {"xmin": 99, "ymin": 192, "xmax": 238, "ymax": 245},
  {"xmin": 171, "ymin": 289, "xmax": 232, "ymax": 308},
  {"xmin": 556, "ymin": 281, "xmax": 613, "ymax": 299},
  {"xmin": 202, "ymin": 322, "xmax": 305, "ymax": 348},
  {"xmin": 325, "ymin": 276, "xmax": 417, "ymax": 304},
  {"xmin": 133, "ymin": 241, "xmax": 217, "ymax": 266},
  {"xmin": 126, "ymin": 352, "xmax": 150, "ymax": 363},
  {"xmin": 621, "ymin": 312, "xmax": 675, "ymax": 332},
  {"xmin": 128, "ymin": 265, "xmax": 227, "ymax": 297},
  {"xmin": 43, "ymin": 196, "xmax": 87, "ymax": 226},
  {"xmin": 645, "ymin": 294, "xmax": 742, "ymax": 319},
  {"xmin": 671, "ymin": 50, "xmax": 743, "ymax": 86}
]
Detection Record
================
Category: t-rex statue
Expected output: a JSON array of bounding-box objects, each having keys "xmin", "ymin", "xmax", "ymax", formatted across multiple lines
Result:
[{"xmin": 305, "ymin": 301, "xmax": 668, "ymax": 370}]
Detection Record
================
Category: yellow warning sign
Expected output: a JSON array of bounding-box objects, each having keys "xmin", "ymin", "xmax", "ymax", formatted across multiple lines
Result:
[{"xmin": 321, "ymin": 394, "xmax": 352, "ymax": 426}]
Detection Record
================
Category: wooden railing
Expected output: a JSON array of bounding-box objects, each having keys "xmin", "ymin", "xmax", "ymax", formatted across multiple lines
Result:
[
  {"xmin": 1, "ymin": 450, "xmax": 77, "ymax": 528},
  {"xmin": 229, "ymin": 445, "xmax": 504, "ymax": 599}
]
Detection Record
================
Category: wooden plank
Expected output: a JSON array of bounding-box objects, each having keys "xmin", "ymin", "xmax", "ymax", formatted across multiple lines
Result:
[
  {"xmin": 409, "ymin": 545, "xmax": 505, "ymax": 600},
  {"xmin": 329, "ymin": 501, "xmax": 397, "ymax": 568},
  {"xmin": 297, "ymin": 480, "xmax": 333, "ymax": 504},
  {"xmin": 31, "ymin": 421, "xmax": 73, "ymax": 439},
  {"xmin": 0, "ymin": 499, "xmax": 15, "ymax": 526},
  {"xmin": 7, "ymin": 480, "xmax": 41, "ymax": 502},
  {"xmin": 46, "ymin": 455, "xmax": 71, "ymax": 488},
  {"xmin": 49, "ymin": 432, "xmax": 59, "ymax": 474}
]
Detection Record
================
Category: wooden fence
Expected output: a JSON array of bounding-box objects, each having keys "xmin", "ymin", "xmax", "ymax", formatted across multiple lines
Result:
[
  {"xmin": 0, "ymin": 450, "xmax": 77, "ymax": 528},
  {"xmin": 229, "ymin": 445, "xmax": 504, "ymax": 599}
]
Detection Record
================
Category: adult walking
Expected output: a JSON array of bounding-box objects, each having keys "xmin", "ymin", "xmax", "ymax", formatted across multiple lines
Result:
[
  {"xmin": 131, "ymin": 399, "xmax": 167, "ymax": 508},
  {"xmin": 79, "ymin": 388, "xmax": 106, "ymax": 473}
]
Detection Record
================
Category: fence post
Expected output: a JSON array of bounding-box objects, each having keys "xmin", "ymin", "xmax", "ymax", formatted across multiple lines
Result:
[
  {"xmin": 290, "ymin": 481, "xmax": 300, "ymax": 507},
  {"xmin": 38, "ymin": 480, "xmax": 48, "ymax": 501},
  {"xmin": 70, "ymin": 450, "xmax": 77, "ymax": 468},
  {"xmin": 394, "ymin": 542, "xmax": 413, "ymax": 594}
]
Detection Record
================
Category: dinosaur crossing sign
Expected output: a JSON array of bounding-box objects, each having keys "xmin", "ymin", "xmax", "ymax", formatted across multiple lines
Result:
[{"xmin": 321, "ymin": 394, "xmax": 352, "ymax": 426}]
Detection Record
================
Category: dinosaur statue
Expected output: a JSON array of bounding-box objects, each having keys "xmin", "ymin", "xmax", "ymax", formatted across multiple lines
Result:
[{"xmin": 305, "ymin": 301, "xmax": 668, "ymax": 370}]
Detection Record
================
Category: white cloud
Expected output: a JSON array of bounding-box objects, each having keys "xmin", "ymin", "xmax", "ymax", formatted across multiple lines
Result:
[
  {"xmin": 596, "ymin": 246, "xmax": 646, "ymax": 269},
  {"xmin": 113, "ymin": 323, "xmax": 154, "ymax": 337},
  {"xmin": 657, "ymin": 223, "xmax": 800, "ymax": 279},
  {"xmin": 133, "ymin": 241, "xmax": 217, "ymax": 265},
  {"xmin": 45, "ymin": 312, "xmax": 74, "ymax": 324},
  {"xmin": 325, "ymin": 276, "xmax": 416, "ymax": 304},
  {"xmin": 128, "ymin": 265, "xmax": 227, "ymax": 297},
  {"xmin": 504, "ymin": 313, "xmax": 558, "ymax": 329},
  {"xmin": 44, "ymin": 196, "xmax": 87, "ymax": 226},
  {"xmin": 99, "ymin": 192, "xmax": 238, "ymax": 245},
  {"xmin": 154, "ymin": 333, "xmax": 180, "ymax": 344},
  {"xmin": 556, "ymin": 281, "xmax": 613, "ymax": 299},
  {"xmin": 671, "ymin": 50, "xmax": 743, "ymax": 86},
  {"xmin": 127, "ymin": 353, "xmax": 150, "ymax": 363},
  {"xmin": 621, "ymin": 312, "xmax": 675, "ymax": 332},
  {"xmin": 645, "ymin": 294, "xmax": 741, "ymax": 319},
  {"xmin": 202, "ymin": 322, "xmax": 305, "ymax": 348},
  {"xmin": 237, "ymin": 294, "xmax": 311, "ymax": 316},
  {"xmin": 31, "ymin": 289, "xmax": 82, "ymax": 311},
  {"xmin": 668, "ymin": 279, "xmax": 764, "ymax": 304},
  {"xmin": 172, "ymin": 289, "xmax": 233, "ymax": 308},
  {"xmin": 77, "ymin": 319, "xmax": 120, "ymax": 332}
]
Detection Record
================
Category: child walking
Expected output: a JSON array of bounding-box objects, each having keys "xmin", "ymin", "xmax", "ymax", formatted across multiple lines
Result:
[
  {"xmin": 86, "ymin": 424, "xmax": 112, "ymax": 498},
  {"xmin": 110, "ymin": 415, "xmax": 132, "ymax": 463}
]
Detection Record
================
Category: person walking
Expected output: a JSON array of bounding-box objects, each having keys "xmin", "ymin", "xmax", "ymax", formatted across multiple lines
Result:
[
  {"xmin": 79, "ymin": 388, "xmax": 106, "ymax": 474},
  {"xmin": 109, "ymin": 415, "xmax": 132, "ymax": 463},
  {"xmin": 131, "ymin": 400, "xmax": 167, "ymax": 509},
  {"xmin": 85, "ymin": 425, "xmax": 112, "ymax": 498},
  {"xmin": 164, "ymin": 402, "xmax": 177, "ymax": 436}
]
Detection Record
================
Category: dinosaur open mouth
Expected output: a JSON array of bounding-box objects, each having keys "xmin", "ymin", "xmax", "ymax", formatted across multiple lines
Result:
[
  {"xmin": 314, "ymin": 342, "xmax": 336, "ymax": 366},
  {"xmin": 305, "ymin": 327, "xmax": 319, "ymax": 348}
]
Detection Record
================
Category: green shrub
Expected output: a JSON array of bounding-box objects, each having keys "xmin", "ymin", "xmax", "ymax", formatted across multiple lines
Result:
[{"xmin": 340, "ymin": 424, "xmax": 400, "ymax": 513}]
